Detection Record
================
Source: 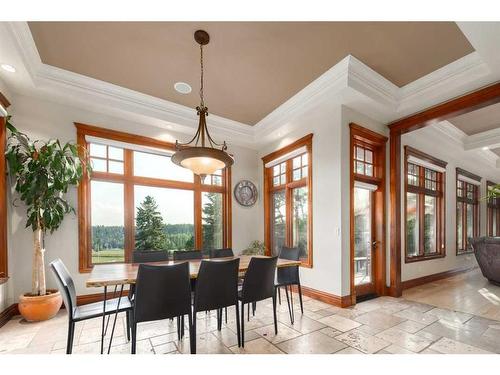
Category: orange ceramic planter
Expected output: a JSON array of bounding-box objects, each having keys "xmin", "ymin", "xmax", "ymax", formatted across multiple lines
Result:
[{"xmin": 18, "ymin": 289, "xmax": 62, "ymax": 322}]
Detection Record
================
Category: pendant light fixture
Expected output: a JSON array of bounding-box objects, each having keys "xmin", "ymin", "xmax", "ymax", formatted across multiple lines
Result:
[{"xmin": 171, "ymin": 30, "xmax": 234, "ymax": 176}]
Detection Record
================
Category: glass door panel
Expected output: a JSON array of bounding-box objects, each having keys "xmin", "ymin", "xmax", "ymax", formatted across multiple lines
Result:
[{"xmin": 354, "ymin": 187, "xmax": 373, "ymax": 287}]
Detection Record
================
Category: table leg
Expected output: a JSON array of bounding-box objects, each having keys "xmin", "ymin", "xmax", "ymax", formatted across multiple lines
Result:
[
  {"xmin": 104, "ymin": 285, "xmax": 117, "ymax": 336},
  {"xmin": 100, "ymin": 285, "xmax": 108, "ymax": 355},
  {"xmin": 107, "ymin": 284, "xmax": 124, "ymax": 354}
]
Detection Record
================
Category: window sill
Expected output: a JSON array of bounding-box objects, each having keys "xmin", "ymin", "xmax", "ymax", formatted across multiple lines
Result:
[
  {"xmin": 456, "ymin": 250, "xmax": 474, "ymax": 256},
  {"xmin": 405, "ymin": 253, "xmax": 445, "ymax": 263}
]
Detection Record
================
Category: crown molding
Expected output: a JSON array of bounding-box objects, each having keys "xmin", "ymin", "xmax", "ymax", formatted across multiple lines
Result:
[
  {"xmin": 434, "ymin": 120, "xmax": 499, "ymax": 168},
  {"xmin": 464, "ymin": 126, "xmax": 500, "ymax": 151},
  {"xmin": 1, "ymin": 22, "xmax": 498, "ymax": 150}
]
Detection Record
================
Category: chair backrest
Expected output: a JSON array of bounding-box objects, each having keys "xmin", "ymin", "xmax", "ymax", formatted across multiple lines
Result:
[
  {"xmin": 277, "ymin": 246, "xmax": 300, "ymax": 285},
  {"xmin": 193, "ymin": 258, "xmax": 240, "ymax": 312},
  {"xmin": 240, "ymin": 256, "xmax": 278, "ymax": 303},
  {"xmin": 134, "ymin": 262, "xmax": 192, "ymax": 323},
  {"xmin": 132, "ymin": 250, "xmax": 169, "ymax": 263},
  {"xmin": 50, "ymin": 259, "xmax": 77, "ymax": 318},
  {"xmin": 173, "ymin": 250, "xmax": 203, "ymax": 261},
  {"xmin": 209, "ymin": 248, "xmax": 234, "ymax": 259}
]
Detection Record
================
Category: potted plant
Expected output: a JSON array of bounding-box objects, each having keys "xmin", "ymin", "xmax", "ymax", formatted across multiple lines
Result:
[
  {"xmin": 5, "ymin": 117, "xmax": 90, "ymax": 321},
  {"xmin": 241, "ymin": 240, "xmax": 266, "ymax": 255}
]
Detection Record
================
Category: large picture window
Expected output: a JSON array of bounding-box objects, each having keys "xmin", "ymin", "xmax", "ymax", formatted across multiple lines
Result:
[
  {"xmin": 456, "ymin": 168, "xmax": 481, "ymax": 254},
  {"xmin": 263, "ymin": 134, "xmax": 313, "ymax": 267},
  {"xmin": 404, "ymin": 147, "xmax": 446, "ymax": 262},
  {"xmin": 487, "ymin": 181, "xmax": 500, "ymax": 237},
  {"xmin": 77, "ymin": 123, "xmax": 231, "ymax": 272}
]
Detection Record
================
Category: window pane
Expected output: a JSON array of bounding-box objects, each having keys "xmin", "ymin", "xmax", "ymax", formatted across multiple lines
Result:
[
  {"xmin": 354, "ymin": 187, "xmax": 372, "ymax": 286},
  {"xmin": 293, "ymin": 156, "xmax": 301, "ymax": 169},
  {"xmin": 356, "ymin": 161, "xmax": 364, "ymax": 174},
  {"xmin": 406, "ymin": 192, "xmax": 419, "ymax": 257},
  {"xmin": 457, "ymin": 202, "xmax": 463, "ymax": 251},
  {"xmin": 273, "ymin": 165, "xmax": 280, "ymax": 176},
  {"xmin": 292, "ymin": 186, "xmax": 308, "ymax": 260},
  {"xmin": 134, "ymin": 186, "xmax": 194, "ymax": 251},
  {"xmin": 293, "ymin": 169, "xmax": 301, "ymax": 181},
  {"xmin": 134, "ymin": 151, "xmax": 193, "ymax": 182},
  {"xmin": 365, "ymin": 164, "xmax": 373, "ymax": 177},
  {"xmin": 90, "ymin": 143, "xmax": 106, "ymax": 158},
  {"xmin": 302, "ymin": 154, "xmax": 308, "ymax": 166},
  {"xmin": 108, "ymin": 161, "xmax": 124, "ymax": 174},
  {"xmin": 424, "ymin": 195, "xmax": 437, "ymax": 254},
  {"xmin": 91, "ymin": 181, "xmax": 124, "ymax": 264},
  {"xmin": 466, "ymin": 203, "xmax": 474, "ymax": 249},
  {"xmin": 202, "ymin": 192, "xmax": 223, "ymax": 250},
  {"xmin": 356, "ymin": 147, "xmax": 364, "ymax": 161},
  {"xmin": 273, "ymin": 176, "xmax": 280, "ymax": 186},
  {"xmin": 365, "ymin": 150, "xmax": 373, "ymax": 163},
  {"xmin": 280, "ymin": 175, "xmax": 286, "ymax": 185},
  {"xmin": 91, "ymin": 158, "xmax": 107, "ymax": 172},
  {"xmin": 280, "ymin": 163, "xmax": 286, "ymax": 174},
  {"xmin": 108, "ymin": 146, "xmax": 123, "ymax": 161},
  {"xmin": 272, "ymin": 190, "xmax": 286, "ymax": 257},
  {"xmin": 302, "ymin": 166, "xmax": 308, "ymax": 178}
]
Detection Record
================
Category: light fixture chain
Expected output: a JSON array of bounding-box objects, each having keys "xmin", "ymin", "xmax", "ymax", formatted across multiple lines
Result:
[{"xmin": 200, "ymin": 44, "xmax": 204, "ymax": 107}]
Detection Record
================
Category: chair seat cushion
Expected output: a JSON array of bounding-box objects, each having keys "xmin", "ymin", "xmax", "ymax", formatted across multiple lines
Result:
[{"xmin": 74, "ymin": 296, "xmax": 132, "ymax": 321}]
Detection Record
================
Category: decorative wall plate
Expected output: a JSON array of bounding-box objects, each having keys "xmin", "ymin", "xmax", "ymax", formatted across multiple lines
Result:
[{"xmin": 234, "ymin": 180, "xmax": 258, "ymax": 207}]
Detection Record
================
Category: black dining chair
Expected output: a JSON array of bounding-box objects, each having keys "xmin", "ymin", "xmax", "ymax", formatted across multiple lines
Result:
[
  {"xmin": 275, "ymin": 246, "xmax": 303, "ymax": 324},
  {"xmin": 208, "ymin": 248, "xmax": 235, "ymax": 323},
  {"xmin": 132, "ymin": 250, "xmax": 169, "ymax": 263},
  {"xmin": 209, "ymin": 248, "xmax": 234, "ymax": 259},
  {"xmin": 173, "ymin": 250, "xmax": 203, "ymax": 261},
  {"xmin": 192, "ymin": 258, "xmax": 241, "ymax": 353},
  {"xmin": 130, "ymin": 262, "xmax": 194, "ymax": 354},
  {"xmin": 50, "ymin": 258, "xmax": 132, "ymax": 354},
  {"xmin": 238, "ymin": 256, "xmax": 278, "ymax": 347}
]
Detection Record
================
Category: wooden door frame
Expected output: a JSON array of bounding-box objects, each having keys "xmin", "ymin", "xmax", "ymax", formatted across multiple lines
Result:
[
  {"xmin": 350, "ymin": 123, "xmax": 388, "ymax": 304},
  {"xmin": 0, "ymin": 92, "xmax": 10, "ymax": 281},
  {"xmin": 388, "ymin": 82, "xmax": 500, "ymax": 297}
]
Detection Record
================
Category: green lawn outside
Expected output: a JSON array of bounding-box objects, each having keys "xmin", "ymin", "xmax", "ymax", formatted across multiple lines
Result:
[{"xmin": 92, "ymin": 248, "xmax": 125, "ymax": 264}]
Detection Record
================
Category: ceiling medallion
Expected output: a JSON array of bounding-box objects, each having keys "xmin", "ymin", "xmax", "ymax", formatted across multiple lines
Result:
[{"xmin": 171, "ymin": 30, "xmax": 234, "ymax": 176}]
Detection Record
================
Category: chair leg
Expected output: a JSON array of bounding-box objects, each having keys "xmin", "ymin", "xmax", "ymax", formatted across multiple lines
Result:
[
  {"xmin": 66, "ymin": 321, "xmax": 75, "ymax": 354},
  {"xmin": 131, "ymin": 322, "xmax": 137, "ymax": 354},
  {"xmin": 284, "ymin": 284, "xmax": 294, "ymax": 324},
  {"xmin": 217, "ymin": 309, "xmax": 222, "ymax": 331},
  {"xmin": 181, "ymin": 315, "xmax": 185, "ymax": 338},
  {"xmin": 252, "ymin": 301, "xmax": 256, "ymax": 316},
  {"xmin": 297, "ymin": 282, "xmax": 304, "ymax": 314},
  {"xmin": 289, "ymin": 285, "xmax": 295, "ymax": 323},
  {"xmin": 278, "ymin": 286, "xmax": 281, "ymax": 305},
  {"xmin": 225, "ymin": 307, "xmax": 228, "ymax": 324},
  {"xmin": 235, "ymin": 302, "xmax": 241, "ymax": 348},
  {"xmin": 247, "ymin": 303, "xmax": 250, "ymax": 321},
  {"xmin": 177, "ymin": 316, "xmax": 181, "ymax": 340},
  {"xmin": 125, "ymin": 311, "xmax": 131, "ymax": 341},
  {"xmin": 241, "ymin": 302, "xmax": 245, "ymax": 347},
  {"xmin": 188, "ymin": 310, "xmax": 195, "ymax": 354},
  {"xmin": 191, "ymin": 312, "xmax": 197, "ymax": 354},
  {"xmin": 272, "ymin": 292, "xmax": 278, "ymax": 335}
]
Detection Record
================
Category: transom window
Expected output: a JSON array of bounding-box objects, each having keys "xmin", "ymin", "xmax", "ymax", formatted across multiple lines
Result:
[
  {"xmin": 263, "ymin": 134, "xmax": 313, "ymax": 267},
  {"xmin": 353, "ymin": 145, "xmax": 374, "ymax": 177},
  {"xmin": 456, "ymin": 168, "xmax": 481, "ymax": 255},
  {"xmin": 77, "ymin": 124, "xmax": 231, "ymax": 272},
  {"xmin": 404, "ymin": 147, "xmax": 446, "ymax": 262},
  {"xmin": 89, "ymin": 143, "xmax": 124, "ymax": 174}
]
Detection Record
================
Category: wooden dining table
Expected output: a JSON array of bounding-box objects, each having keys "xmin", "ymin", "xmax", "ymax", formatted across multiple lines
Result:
[{"xmin": 85, "ymin": 255, "xmax": 301, "ymax": 354}]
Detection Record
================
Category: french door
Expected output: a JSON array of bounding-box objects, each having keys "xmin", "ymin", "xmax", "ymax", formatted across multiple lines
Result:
[{"xmin": 350, "ymin": 123, "xmax": 387, "ymax": 302}]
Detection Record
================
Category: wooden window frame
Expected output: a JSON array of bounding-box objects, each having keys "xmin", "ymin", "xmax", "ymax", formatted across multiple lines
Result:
[
  {"xmin": 404, "ymin": 146, "xmax": 447, "ymax": 263},
  {"xmin": 262, "ymin": 134, "xmax": 313, "ymax": 268},
  {"xmin": 456, "ymin": 168, "xmax": 480, "ymax": 255},
  {"xmin": 0, "ymin": 92, "xmax": 10, "ymax": 281},
  {"xmin": 77, "ymin": 123, "xmax": 232, "ymax": 273},
  {"xmin": 487, "ymin": 180, "xmax": 500, "ymax": 237}
]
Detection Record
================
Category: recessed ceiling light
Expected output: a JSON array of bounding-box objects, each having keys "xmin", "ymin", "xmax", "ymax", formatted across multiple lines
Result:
[
  {"xmin": 482, "ymin": 146, "xmax": 489, "ymax": 150},
  {"xmin": 1, "ymin": 64, "xmax": 16, "ymax": 73},
  {"xmin": 174, "ymin": 82, "xmax": 192, "ymax": 94}
]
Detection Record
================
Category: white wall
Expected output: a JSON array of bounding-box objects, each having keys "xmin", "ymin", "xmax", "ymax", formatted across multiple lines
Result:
[
  {"xmin": 7, "ymin": 93, "xmax": 260, "ymax": 298},
  {"xmin": 401, "ymin": 125, "xmax": 500, "ymax": 281}
]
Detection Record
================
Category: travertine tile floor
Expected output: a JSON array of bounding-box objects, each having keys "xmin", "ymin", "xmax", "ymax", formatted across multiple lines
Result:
[{"xmin": 1, "ymin": 269, "xmax": 499, "ymax": 355}]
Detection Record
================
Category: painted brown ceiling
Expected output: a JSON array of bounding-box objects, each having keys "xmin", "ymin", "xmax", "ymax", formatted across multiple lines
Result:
[
  {"xmin": 449, "ymin": 102, "xmax": 500, "ymax": 136},
  {"xmin": 29, "ymin": 22, "xmax": 474, "ymax": 125}
]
